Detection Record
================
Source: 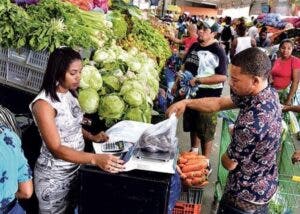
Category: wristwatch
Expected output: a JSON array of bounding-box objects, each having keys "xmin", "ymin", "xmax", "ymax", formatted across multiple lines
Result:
[{"xmin": 196, "ymin": 78, "xmax": 201, "ymax": 84}]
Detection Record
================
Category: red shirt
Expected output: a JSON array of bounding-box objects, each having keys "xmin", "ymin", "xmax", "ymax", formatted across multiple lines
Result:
[
  {"xmin": 183, "ymin": 36, "xmax": 198, "ymax": 53},
  {"xmin": 271, "ymin": 56, "xmax": 300, "ymax": 90}
]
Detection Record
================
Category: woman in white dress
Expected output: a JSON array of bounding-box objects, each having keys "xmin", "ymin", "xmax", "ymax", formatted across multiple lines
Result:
[{"xmin": 29, "ymin": 47, "xmax": 124, "ymax": 213}]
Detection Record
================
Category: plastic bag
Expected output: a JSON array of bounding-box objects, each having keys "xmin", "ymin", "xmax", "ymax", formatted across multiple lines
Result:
[{"xmin": 138, "ymin": 113, "xmax": 178, "ymax": 152}]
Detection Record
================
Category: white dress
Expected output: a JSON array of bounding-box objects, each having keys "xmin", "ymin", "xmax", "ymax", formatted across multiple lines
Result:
[
  {"xmin": 235, "ymin": 36, "xmax": 252, "ymax": 55},
  {"xmin": 29, "ymin": 90, "xmax": 84, "ymax": 214}
]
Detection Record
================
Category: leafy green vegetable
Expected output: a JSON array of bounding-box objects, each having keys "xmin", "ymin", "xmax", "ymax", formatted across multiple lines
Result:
[
  {"xmin": 78, "ymin": 88, "xmax": 100, "ymax": 114},
  {"xmin": 0, "ymin": 0, "xmax": 31, "ymax": 48},
  {"xmin": 98, "ymin": 94, "xmax": 125, "ymax": 120},
  {"xmin": 124, "ymin": 107, "xmax": 144, "ymax": 122},
  {"xmin": 80, "ymin": 65, "xmax": 103, "ymax": 91},
  {"xmin": 123, "ymin": 89, "xmax": 144, "ymax": 107}
]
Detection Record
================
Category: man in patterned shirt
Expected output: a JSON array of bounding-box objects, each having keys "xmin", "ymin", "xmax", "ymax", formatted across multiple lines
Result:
[
  {"xmin": 167, "ymin": 47, "xmax": 282, "ymax": 213},
  {"xmin": 0, "ymin": 125, "xmax": 33, "ymax": 213}
]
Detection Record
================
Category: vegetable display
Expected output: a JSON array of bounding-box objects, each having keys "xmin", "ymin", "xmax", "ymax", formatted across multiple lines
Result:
[
  {"xmin": 177, "ymin": 152, "xmax": 210, "ymax": 188},
  {"xmin": 0, "ymin": 0, "xmax": 171, "ymax": 127}
]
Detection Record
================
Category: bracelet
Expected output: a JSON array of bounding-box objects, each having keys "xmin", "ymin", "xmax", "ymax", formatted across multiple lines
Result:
[{"xmin": 196, "ymin": 78, "xmax": 201, "ymax": 84}]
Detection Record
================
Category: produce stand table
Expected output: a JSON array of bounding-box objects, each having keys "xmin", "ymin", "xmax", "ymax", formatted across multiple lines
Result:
[{"xmin": 78, "ymin": 164, "xmax": 172, "ymax": 214}]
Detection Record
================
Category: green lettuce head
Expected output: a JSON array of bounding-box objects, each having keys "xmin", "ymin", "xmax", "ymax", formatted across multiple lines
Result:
[
  {"xmin": 78, "ymin": 88, "xmax": 100, "ymax": 114},
  {"xmin": 80, "ymin": 65, "xmax": 102, "ymax": 91},
  {"xmin": 98, "ymin": 94, "xmax": 125, "ymax": 120}
]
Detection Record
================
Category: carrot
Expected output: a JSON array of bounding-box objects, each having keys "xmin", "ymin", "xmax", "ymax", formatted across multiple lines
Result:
[
  {"xmin": 184, "ymin": 170, "xmax": 207, "ymax": 178},
  {"xmin": 178, "ymin": 157, "xmax": 188, "ymax": 164},
  {"xmin": 182, "ymin": 164, "xmax": 203, "ymax": 173},
  {"xmin": 191, "ymin": 175, "xmax": 207, "ymax": 185},
  {"xmin": 185, "ymin": 159, "xmax": 203, "ymax": 165}
]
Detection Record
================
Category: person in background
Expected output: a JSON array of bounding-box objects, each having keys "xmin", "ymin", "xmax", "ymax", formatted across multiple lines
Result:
[
  {"xmin": 167, "ymin": 48, "xmax": 282, "ymax": 214},
  {"xmin": 220, "ymin": 16, "xmax": 234, "ymax": 56},
  {"xmin": 0, "ymin": 126, "xmax": 33, "ymax": 214},
  {"xmin": 256, "ymin": 27, "xmax": 271, "ymax": 48},
  {"xmin": 271, "ymin": 39, "xmax": 300, "ymax": 105},
  {"xmin": 230, "ymin": 23, "xmax": 256, "ymax": 60},
  {"xmin": 247, "ymin": 19, "xmax": 259, "ymax": 39},
  {"xmin": 167, "ymin": 24, "xmax": 198, "ymax": 55},
  {"xmin": 164, "ymin": 47, "xmax": 182, "ymax": 103},
  {"xmin": 29, "ymin": 47, "xmax": 124, "ymax": 213},
  {"xmin": 172, "ymin": 20, "xmax": 227, "ymax": 162}
]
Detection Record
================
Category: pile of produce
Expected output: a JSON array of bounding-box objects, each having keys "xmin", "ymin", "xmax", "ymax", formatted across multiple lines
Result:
[
  {"xmin": 111, "ymin": 0, "xmax": 171, "ymax": 69},
  {"xmin": 176, "ymin": 152, "xmax": 209, "ymax": 187},
  {"xmin": 78, "ymin": 41, "xmax": 160, "ymax": 126},
  {"xmin": 0, "ymin": 0, "xmax": 110, "ymax": 51},
  {"xmin": 1, "ymin": 0, "xmax": 171, "ymax": 127}
]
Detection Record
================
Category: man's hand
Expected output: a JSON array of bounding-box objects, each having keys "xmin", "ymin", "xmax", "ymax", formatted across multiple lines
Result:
[
  {"xmin": 292, "ymin": 150, "xmax": 300, "ymax": 164},
  {"xmin": 166, "ymin": 99, "xmax": 188, "ymax": 118},
  {"xmin": 189, "ymin": 78, "xmax": 197, "ymax": 87},
  {"xmin": 221, "ymin": 152, "xmax": 238, "ymax": 171}
]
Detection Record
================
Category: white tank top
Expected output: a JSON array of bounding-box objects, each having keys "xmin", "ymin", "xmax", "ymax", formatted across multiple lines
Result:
[
  {"xmin": 235, "ymin": 36, "xmax": 252, "ymax": 55},
  {"xmin": 29, "ymin": 90, "xmax": 84, "ymax": 170}
]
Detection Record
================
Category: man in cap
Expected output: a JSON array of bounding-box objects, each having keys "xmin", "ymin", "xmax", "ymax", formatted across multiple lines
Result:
[{"xmin": 172, "ymin": 20, "xmax": 228, "ymax": 165}]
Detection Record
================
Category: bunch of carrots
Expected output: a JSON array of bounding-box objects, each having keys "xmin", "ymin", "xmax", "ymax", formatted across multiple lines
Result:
[{"xmin": 176, "ymin": 152, "xmax": 209, "ymax": 187}]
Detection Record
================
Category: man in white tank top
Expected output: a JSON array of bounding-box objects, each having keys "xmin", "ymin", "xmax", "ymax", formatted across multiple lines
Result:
[{"xmin": 230, "ymin": 23, "xmax": 256, "ymax": 60}]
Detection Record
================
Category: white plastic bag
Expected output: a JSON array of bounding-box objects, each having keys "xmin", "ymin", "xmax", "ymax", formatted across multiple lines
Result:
[{"xmin": 138, "ymin": 113, "xmax": 178, "ymax": 152}]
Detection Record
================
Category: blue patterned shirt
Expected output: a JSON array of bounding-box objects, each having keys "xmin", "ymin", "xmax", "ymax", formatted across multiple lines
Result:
[
  {"xmin": 225, "ymin": 86, "xmax": 282, "ymax": 204},
  {"xmin": 0, "ymin": 126, "xmax": 32, "ymax": 208}
]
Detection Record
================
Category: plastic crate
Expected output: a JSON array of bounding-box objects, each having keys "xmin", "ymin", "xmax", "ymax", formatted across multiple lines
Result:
[
  {"xmin": 8, "ymin": 48, "xmax": 30, "ymax": 63},
  {"xmin": 26, "ymin": 50, "xmax": 49, "ymax": 70},
  {"xmin": 0, "ymin": 47, "xmax": 8, "ymax": 59},
  {"xmin": 172, "ymin": 202, "xmax": 201, "ymax": 214},
  {"xmin": 0, "ymin": 59, "xmax": 7, "ymax": 80},
  {"xmin": 178, "ymin": 187, "xmax": 204, "ymax": 204},
  {"xmin": 1, "ymin": 60, "xmax": 44, "ymax": 94}
]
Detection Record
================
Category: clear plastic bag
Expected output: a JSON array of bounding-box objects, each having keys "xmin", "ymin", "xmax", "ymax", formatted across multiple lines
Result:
[{"xmin": 138, "ymin": 113, "xmax": 178, "ymax": 152}]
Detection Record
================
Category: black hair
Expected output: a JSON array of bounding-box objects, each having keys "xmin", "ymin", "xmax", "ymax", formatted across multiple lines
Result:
[
  {"xmin": 279, "ymin": 38, "xmax": 294, "ymax": 49},
  {"xmin": 225, "ymin": 16, "xmax": 231, "ymax": 25},
  {"xmin": 253, "ymin": 19, "xmax": 258, "ymax": 25},
  {"xmin": 236, "ymin": 23, "xmax": 247, "ymax": 36},
  {"xmin": 232, "ymin": 47, "xmax": 271, "ymax": 80},
  {"xmin": 40, "ymin": 47, "xmax": 82, "ymax": 102}
]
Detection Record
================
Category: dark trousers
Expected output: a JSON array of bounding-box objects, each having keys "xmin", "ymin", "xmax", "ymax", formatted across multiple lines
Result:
[{"xmin": 217, "ymin": 196, "xmax": 269, "ymax": 214}]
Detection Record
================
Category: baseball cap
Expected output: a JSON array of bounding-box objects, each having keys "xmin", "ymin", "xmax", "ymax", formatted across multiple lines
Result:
[{"xmin": 197, "ymin": 20, "xmax": 219, "ymax": 32}]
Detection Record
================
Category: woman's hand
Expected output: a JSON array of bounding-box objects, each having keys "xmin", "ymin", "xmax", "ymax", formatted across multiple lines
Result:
[
  {"xmin": 92, "ymin": 154, "xmax": 125, "ymax": 173},
  {"xmin": 93, "ymin": 131, "xmax": 109, "ymax": 143}
]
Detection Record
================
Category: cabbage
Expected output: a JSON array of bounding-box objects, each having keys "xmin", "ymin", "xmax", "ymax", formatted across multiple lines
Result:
[
  {"xmin": 102, "ymin": 75, "xmax": 121, "ymax": 91},
  {"xmin": 123, "ymin": 89, "xmax": 144, "ymax": 107},
  {"xmin": 80, "ymin": 65, "xmax": 103, "ymax": 91},
  {"xmin": 78, "ymin": 88, "xmax": 100, "ymax": 114},
  {"xmin": 124, "ymin": 108, "xmax": 144, "ymax": 122},
  {"xmin": 98, "ymin": 94, "xmax": 125, "ymax": 120},
  {"xmin": 127, "ymin": 59, "xmax": 142, "ymax": 72},
  {"xmin": 120, "ymin": 80, "xmax": 144, "ymax": 95},
  {"xmin": 93, "ymin": 50, "xmax": 109, "ymax": 63}
]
